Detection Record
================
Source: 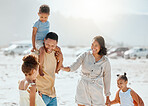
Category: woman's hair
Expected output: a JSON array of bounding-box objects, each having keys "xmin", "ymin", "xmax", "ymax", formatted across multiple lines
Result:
[
  {"xmin": 39, "ymin": 4, "xmax": 50, "ymax": 14},
  {"xmin": 22, "ymin": 55, "xmax": 39, "ymax": 74},
  {"xmin": 93, "ymin": 36, "xmax": 107, "ymax": 55},
  {"xmin": 117, "ymin": 72, "xmax": 128, "ymax": 81}
]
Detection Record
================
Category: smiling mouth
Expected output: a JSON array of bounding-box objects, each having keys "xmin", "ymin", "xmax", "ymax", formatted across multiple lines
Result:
[
  {"xmin": 92, "ymin": 49, "xmax": 97, "ymax": 52},
  {"xmin": 47, "ymin": 49, "xmax": 52, "ymax": 53}
]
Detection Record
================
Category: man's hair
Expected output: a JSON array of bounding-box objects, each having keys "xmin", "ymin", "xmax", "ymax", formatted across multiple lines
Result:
[
  {"xmin": 45, "ymin": 32, "xmax": 58, "ymax": 42},
  {"xmin": 39, "ymin": 4, "xmax": 50, "ymax": 14}
]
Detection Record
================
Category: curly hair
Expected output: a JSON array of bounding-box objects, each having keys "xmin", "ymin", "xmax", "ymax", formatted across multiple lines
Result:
[
  {"xmin": 93, "ymin": 36, "xmax": 107, "ymax": 55},
  {"xmin": 39, "ymin": 4, "xmax": 50, "ymax": 14},
  {"xmin": 22, "ymin": 55, "xmax": 39, "ymax": 74}
]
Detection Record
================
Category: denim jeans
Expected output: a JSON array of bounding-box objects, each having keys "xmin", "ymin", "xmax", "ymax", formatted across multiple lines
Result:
[{"xmin": 42, "ymin": 94, "xmax": 57, "ymax": 106}]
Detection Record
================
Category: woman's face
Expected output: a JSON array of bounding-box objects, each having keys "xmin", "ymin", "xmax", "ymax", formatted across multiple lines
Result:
[
  {"xmin": 91, "ymin": 40, "xmax": 101, "ymax": 55},
  {"xmin": 25, "ymin": 68, "xmax": 38, "ymax": 82}
]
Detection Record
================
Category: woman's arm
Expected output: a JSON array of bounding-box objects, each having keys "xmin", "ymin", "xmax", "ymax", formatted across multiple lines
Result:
[
  {"xmin": 103, "ymin": 60, "xmax": 111, "ymax": 97},
  {"xmin": 61, "ymin": 52, "xmax": 87, "ymax": 72},
  {"xmin": 29, "ymin": 85, "xmax": 36, "ymax": 106},
  {"xmin": 68, "ymin": 52, "xmax": 86, "ymax": 72}
]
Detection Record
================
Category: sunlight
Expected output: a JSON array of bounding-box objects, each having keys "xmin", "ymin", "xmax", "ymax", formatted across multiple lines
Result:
[{"xmin": 39, "ymin": 0, "xmax": 122, "ymax": 22}]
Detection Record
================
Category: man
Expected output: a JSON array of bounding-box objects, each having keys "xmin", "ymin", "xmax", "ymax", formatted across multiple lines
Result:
[{"xmin": 36, "ymin": 32, "xmax": 63, "ymax": 106}]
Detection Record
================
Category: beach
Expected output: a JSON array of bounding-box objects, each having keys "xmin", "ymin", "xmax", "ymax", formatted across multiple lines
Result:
[{"xmin": 0, "ymin": 47, "xmax": 148, "ymax": 106}]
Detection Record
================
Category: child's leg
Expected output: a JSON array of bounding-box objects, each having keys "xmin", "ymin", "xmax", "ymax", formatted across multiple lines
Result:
[
  {"xmin": 35, "ymin": 40, "xmax": 44, "ymax": 55},
  {"xmin": 34, "ymin": 40, "xmax": 45, "ymax": 76},
  {"xmin": 54, "ymin": 47, "xmax": 63, "ymax": 73}
]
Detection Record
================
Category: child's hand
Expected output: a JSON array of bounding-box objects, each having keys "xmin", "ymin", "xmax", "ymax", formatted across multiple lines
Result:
[
  {"xmin": 54, "ymin": 46, "xmax": 61, "ymax": 52},
  {"xmin": 31, "ymin": 47, "xmax": 37, "ymax": 52}
]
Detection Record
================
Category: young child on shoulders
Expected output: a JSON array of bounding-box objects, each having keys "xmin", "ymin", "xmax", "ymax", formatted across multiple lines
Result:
[
  {"xmin": 109, "ymin": 73, "xmax": 144, "ymax": 106},
  {"xmin": 31, "ymin": 4, "xmax": 63, "ymax": 76},
  {"xmin": 19, "ymin": 55, "xmax": 46, "ymax": 106}
]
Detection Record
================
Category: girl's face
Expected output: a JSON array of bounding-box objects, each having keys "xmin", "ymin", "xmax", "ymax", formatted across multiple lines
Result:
[
  {"xmin": 38, "ymin": 13, "xmax": 49, "ymax": 23},
  {"xmin": 25, "ymin": 68, "xmax": 38, "ymax": 82},
  {"xmin": 117, "ymin": 79, "xmax": 127, "ymax": 90},
  {"xmin": 91, "ymin": 40, "xmax": 101, "ymax": 55}
]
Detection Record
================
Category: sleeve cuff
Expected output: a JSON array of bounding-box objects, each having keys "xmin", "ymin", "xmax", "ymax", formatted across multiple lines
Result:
[{"xmin": 105, "ymin": 92, "xmax": 111, "ymax": 96}]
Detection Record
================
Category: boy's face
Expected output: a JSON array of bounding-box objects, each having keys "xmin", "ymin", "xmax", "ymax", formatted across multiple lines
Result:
[
  {"xmin": 44, "ymin": 38, "xmax": 57, "ymax": 53},
  {"xmin": 38, "ymin": 13, "xmax": 49, "ymax": 23},
  {"xmin": 117, "ymin": 79, "xmax": 127, "ymax": 90}
]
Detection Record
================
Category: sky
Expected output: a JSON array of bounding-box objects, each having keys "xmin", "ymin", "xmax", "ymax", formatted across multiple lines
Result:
[{"xmin": 0, "ymin": 0, "xmax": 148, "ymax": 47}]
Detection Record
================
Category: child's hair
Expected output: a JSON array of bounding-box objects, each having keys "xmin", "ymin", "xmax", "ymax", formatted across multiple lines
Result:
[
  {"xmin": 39, "ymin": 4, "xmax": 50, "ymax": 14},
  {"xmin": 93, "ymin": 36, "xmax": 107, "ymax": 55},
  {"xmin": 22, "ymin": 55, "xmax": 39, "ymax": 74},
  {"xmin": 117, "ymin": 72, "xmax": 128, "ymax": 81}
]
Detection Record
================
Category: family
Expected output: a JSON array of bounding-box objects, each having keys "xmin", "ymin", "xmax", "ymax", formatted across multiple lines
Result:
[{"xmin": 18, "ymin": 4, "xmax": 144, "ymax": 106}]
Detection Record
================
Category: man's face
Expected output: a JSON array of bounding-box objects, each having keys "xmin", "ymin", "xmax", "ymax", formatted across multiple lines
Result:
[{"xmin": 44, "ymin": 38, "xmax": 57, "ymax": 53}]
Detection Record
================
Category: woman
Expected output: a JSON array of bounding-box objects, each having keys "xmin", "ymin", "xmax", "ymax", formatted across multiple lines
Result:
[{"xmin": 61, "ymin": 36, "xmax": 111, "ymax": 106}]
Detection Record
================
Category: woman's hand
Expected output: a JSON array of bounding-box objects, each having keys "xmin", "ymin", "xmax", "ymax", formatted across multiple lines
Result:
[{"xmin": 61, "ymin": 66, "xmax": 70, "ymax": 72}]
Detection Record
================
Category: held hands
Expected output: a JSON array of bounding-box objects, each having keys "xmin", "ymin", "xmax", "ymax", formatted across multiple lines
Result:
[
  {"xmin": 61, "ymin": 65, "xmax": 70, "ymax": 72},
  {"xmin": 105, "ymin": 96, "xmax": 111, "ymax": 106}
]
